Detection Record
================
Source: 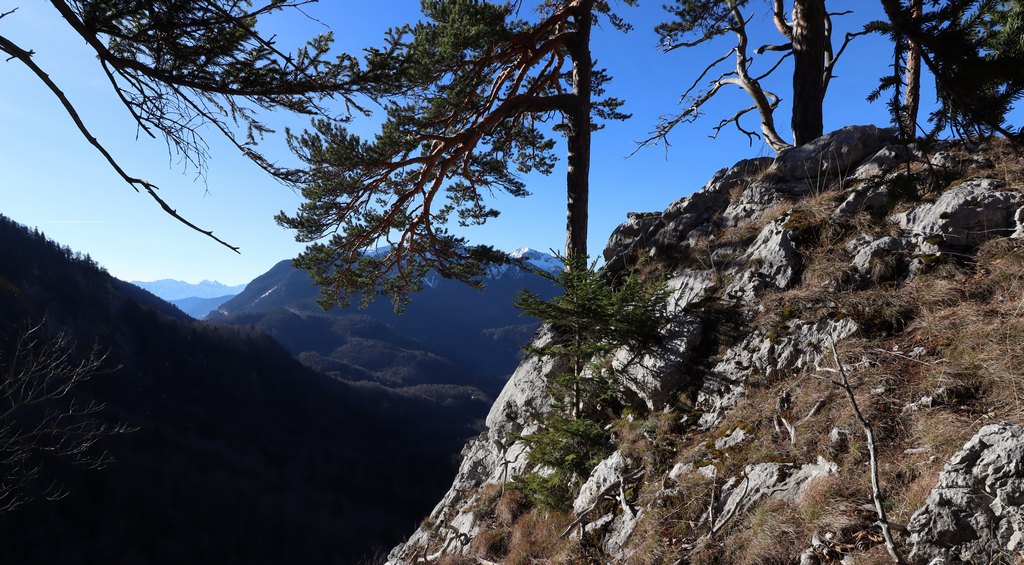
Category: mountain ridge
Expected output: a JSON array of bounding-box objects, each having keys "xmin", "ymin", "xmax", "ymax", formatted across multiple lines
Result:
[
  {"xmin": 131, "ymin": 279, "xmax": 247, "ymax": 301},
  {"xmin": 207, "ymin": 250, "xmax": 561, "ymax": 396}
]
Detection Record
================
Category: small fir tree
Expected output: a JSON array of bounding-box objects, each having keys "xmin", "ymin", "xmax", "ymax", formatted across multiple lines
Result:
[{"xmin": 511, "ymin": 255, "xmax": 668, "ymax": 510}]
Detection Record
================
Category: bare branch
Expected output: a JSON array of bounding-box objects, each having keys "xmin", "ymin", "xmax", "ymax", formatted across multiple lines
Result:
[
  {"xmin": 773, "ymin": 0, "xmax": 794, "ymax": 39},
  {"xmin": 643, "ymin": 3, "xmax": 790, "ymax": 153},
  {"xmin": 0, "ymin": 34, "xmax": 240, "ymax": 253}
]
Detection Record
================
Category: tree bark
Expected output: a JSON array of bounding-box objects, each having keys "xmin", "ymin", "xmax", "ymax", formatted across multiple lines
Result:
[
  {"xmin": 791, "ymin": 0, "xmax": 827, "ymax": 145},
  {"xmin": 564, "ymin": 1, "xmax": 592, "ymax": 262},
  {"xmin": 901, "ymin": 0, "xmax": 923, "ymax": 138}
]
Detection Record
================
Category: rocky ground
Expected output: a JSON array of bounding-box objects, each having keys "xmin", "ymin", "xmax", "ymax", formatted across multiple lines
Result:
[{"xmin": 386, "ymin": 126, "xmax": 1024, "ymax": 564}]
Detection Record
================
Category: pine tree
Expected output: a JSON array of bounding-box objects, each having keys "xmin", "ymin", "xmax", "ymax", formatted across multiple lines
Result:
[
  {"xmin": 278, "ymin": 0, "xmax": 635, "ymax": 308},
  {"xmin": 0, "ymin": 1, "xmax": 361, "ymax": 250}
]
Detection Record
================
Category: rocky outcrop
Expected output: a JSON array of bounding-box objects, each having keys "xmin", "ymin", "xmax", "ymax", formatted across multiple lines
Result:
[
  {"xmin": 770, "ymin": 124, "xmax": 897, "ymax": 181},
  {"xmin": 711, "ymin": 457, "xmax": 838, "ymax": 534},
  {"xmin": 908, "ymin": 424, "xmax": 1024, "ymax": 564},
  {"xmin": 896, "ymin": 179, "xmax": 1023, "ymax": 249},
  {"xmin": 387, "ymin": 128, "xmax": 1024, "ymax": 564}
]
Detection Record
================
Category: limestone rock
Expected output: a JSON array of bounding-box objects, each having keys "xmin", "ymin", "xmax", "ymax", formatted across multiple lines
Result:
[
  {"xmin": 711, "ymin": 457, "xmax": 838, "ymax": 533},
  {"xmin": 771, "ymin": 125, "xmax": 897, "ymax": 181},
  {"xmin": 665, "ymin": 269, "xmax": 717, "ymax": 312},
  {"xmin": 603, "ymin": 509, "xmax": 643, "ymax": 557},
  {"xmin": 851, "ymin": 144, "xmax": 913, "ymax": 180},
  {"xmin": 715, "ymin": 426, "xmax": 749, "ymax": 450},
  {"xmin": 845, "ymin": 234, "xmax": 915, "ymax": 285},
  {"xmin": 613, "ymin": 313, "xmax": 702, "ymax": 411},
  {"xmin": 724, "ymin": 216, "xmax": 800, "ymax": 302},
  {"xmin": 603, "ymin": 212, "xmax": 662, "ymax": 275},
  {"xmin": 485, "ymin": 327, "xmax": 559, "ymax": 436},
  {"xmin": 573, "ymin": 451, "xmax": 626, "ymax": 516},
  {"xmin": 722, "ymin": 179, "xmax": 785, "ymax": 227},
  {"xmin": 698, "ymin": 318, "xmax": 858, "ymax": 428},
  {"xmin": 908, "ymin": 423, "xmax": 1024, "ymax": 564},
  {"xmin": 896, "ymin": 179, "xmax": 1022, "ymax": 249},
  {"xmin": 833, "ymin": 180, "xmax": 898, "ymax": 219},
  {"xmin": 603, "ymin": 157, "xmax": 771, "ymax": 277}
]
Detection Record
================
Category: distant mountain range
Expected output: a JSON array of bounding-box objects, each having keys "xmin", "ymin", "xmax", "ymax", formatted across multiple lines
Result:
[
  {"xmin": 131, "ymin": 278, "xmax": 246, "ymax": 300},
  {"xmin": 0, "ymin": 215, "xmax": 490, "ymax": 564},
  {"xmin": 208, "ymin": 248, "xmax": 561, "ymax": 396}
]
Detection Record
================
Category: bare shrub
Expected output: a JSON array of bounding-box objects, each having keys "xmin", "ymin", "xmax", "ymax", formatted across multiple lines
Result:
[{"xmin": 0, "ymin": 322, "xmax": 129, "ymax": 512}]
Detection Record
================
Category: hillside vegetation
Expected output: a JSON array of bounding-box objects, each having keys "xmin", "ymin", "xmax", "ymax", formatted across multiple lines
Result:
[
  {"xmin": 387, "ymin": 126, "xmax": 1024, "ymax": 564},
  {"xmin": 0, "ymin": 215, "xmax": 488, "ymax": 564}
]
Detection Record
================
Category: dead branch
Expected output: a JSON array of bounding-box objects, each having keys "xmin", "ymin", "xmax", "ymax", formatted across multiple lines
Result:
[
  {"xmin": 820, "ymin": 339, "xmax": 906, "ymax": 564},
  {"xmin": 644, "ymin": 5, "xmax": 790, "ymax": 152},
  {"xmin": 0, "ymin": 34, "xmax": 240, "ymax": 252}
]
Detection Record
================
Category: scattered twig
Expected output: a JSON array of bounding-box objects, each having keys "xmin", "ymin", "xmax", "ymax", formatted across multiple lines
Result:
[
  {"xmin": 801, "ymin": 394, "xmax": 830, "ymax": 422},
  {"xmin": 559, "ymin": 479, "xmax": 620, "ymax": 538}
]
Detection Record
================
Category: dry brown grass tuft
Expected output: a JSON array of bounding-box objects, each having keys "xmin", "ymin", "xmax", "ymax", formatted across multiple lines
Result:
[
  {"xmin": 495, "ymin": 489, "xmax": 529, "ymax": 526},
  {"xmin": 720, "ymin": 499, "xmax": 806, "ymax": 565},
  {"xmin": 504, "ymin": 509, "xmax": 572, "ymax": 565},
  {"xmin": 468, "ymin": 526, "xmax": 509, "ymax": 561}
]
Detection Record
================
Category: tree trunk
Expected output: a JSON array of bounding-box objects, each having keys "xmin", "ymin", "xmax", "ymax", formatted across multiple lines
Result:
[
  {"xmin": 791, "ymin": 0, "xmax": 826, "ymax": 145},
  {"xmin": 564, "ymin": 1, "xmax": 592, "ymax": 262},
  {"xmin": 902, "ymin": 0, "xmax": 923, "ymax": 138}
]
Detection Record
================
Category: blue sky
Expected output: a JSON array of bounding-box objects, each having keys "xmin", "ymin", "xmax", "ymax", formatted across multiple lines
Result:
[{"xmin": 0, "ymin": 2, "xmax": 940, "ymax": 284}]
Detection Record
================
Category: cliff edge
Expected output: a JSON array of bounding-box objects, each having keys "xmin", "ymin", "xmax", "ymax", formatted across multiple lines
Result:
[{"xmin": 388, "ymin": 125, "xmax": 1024, "ymax": 564}]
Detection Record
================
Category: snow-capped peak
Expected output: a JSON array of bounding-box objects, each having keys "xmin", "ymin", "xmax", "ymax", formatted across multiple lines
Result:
[{"xmin": 508, "ymin": 247, "xmax": 562, "ymax": 273}]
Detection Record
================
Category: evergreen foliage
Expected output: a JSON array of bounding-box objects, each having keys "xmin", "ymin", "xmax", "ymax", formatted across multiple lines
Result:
[
  {"xmin": 511, "ymin": 255, "xmax": 668, "ymax": 510},
  {"xmin": 278, "ymin": 0, "xmax": 635, "ymax": 309},
  {"xmin": 0, "ymin": 1, "xmax": 361, "ymax": 250},
  {"xmin": 874, "ymin": 0, "xmax": 1024, "ymax": 142}
]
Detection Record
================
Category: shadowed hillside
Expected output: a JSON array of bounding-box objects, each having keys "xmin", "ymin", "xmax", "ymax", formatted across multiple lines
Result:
[
  {"xmin": 209, "ymin": 252, "xmax": 559, "ymax": 396},
  {"xmin": 0, "ymin": 215, "xmax": 489, "ymax": 565}
]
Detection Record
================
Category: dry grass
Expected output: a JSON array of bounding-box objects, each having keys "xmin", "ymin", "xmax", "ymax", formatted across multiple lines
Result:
[
  {"xmin": 719, "ymin": 499, "xmax": 806, "ymax": 565},
  {"xmin": 495, "ymin": 489, "xmax": 530, "ymax": 526},
  {"xmin": 504, "ymin": 509, "xmax": 572, "ymax": 565}
]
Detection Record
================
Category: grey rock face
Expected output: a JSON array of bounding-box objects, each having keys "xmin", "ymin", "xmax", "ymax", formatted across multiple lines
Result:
[
  {"xmin": 834, "ymin": 181, "xmax": 897, "ymax": 219},
  {"xmin": 485, "ymin": 327, "xmax": 559, "ymax": 435},
  {"xmin": 722, "ymin": 179, "xmax": 785, "ymax": 227},
  {"xmin": 665, "ymin": 269, "xmax": 717, "ymax": 311},
  {"xmin": 724, "ymin": 216, "xmax": 801, "ymax": 303},
  {"xmin": 711, "ymin": 457, "xmax": 838, "ymax": 533},
  {"xmin": 852, "ymin": 144, "xmax": 913, "ymax": 181},
  {"xmin": 573, "ymin": 451, "xmax": 627, "ymax": 516},
  {"xmin": 698, "ymin": 318, "xmax": 858, "ymax": 428},
  {"xmin": 908, "ymin": 423, "xmax": 1024, "ymax": 564},
  {"xmin": 771, "ymin": 125, "xmax": 897, "ymax": 181},
  {"xmin": 613, "ymin": 314, "xmax": 703, "ymax": 411},
  {"xmin": 603, "ymin": 157, "xmax": 771, "ymax": 277},
  {"xmin": 603, "ymin": 212, "xmax": 662, "ymax": 271},
  {"xmin": 846, "ymin": 234, "xmax": 915, "ymax": 285},
  {"xmin": 387, "ymin": 329, "xmax": 564, "ymax": 564},
  {"xmin": 896, "ymin": 179, "xmax": 1022, "ymax": 249}
]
